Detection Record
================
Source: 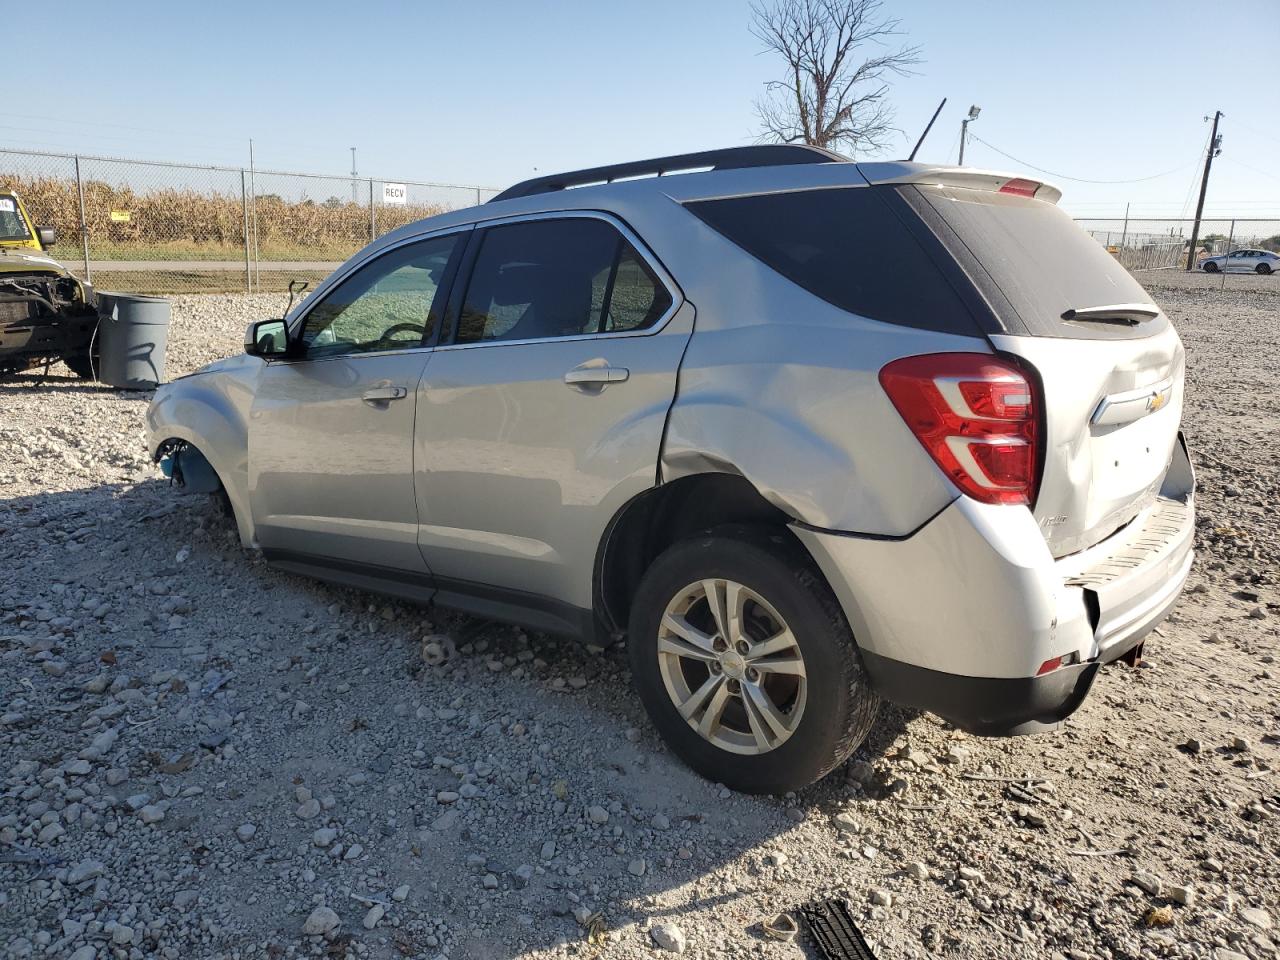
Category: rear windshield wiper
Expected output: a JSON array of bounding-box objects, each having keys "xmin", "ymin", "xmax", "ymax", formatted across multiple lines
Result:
[{"xmin": 1061, "ymin": 303, "xmax": 1160, "ymax": 326}]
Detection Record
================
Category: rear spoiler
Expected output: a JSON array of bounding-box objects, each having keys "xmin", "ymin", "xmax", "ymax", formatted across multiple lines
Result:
[{"xmin": 856, "ymin": 162, "xmax": 1063, "ymax": 205}]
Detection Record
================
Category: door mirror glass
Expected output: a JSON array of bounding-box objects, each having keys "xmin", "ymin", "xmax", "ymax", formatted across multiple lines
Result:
[
  {"xmin": 36, "ymin": 225, "xmax": 57, "ymax": 248},
  {"xmin": 245, "ymin": 319, "xmax": 289, "ymax": 357}
]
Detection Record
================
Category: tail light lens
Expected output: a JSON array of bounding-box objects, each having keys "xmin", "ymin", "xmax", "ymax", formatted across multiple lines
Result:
[
  {"xmin": 999, "ymin": 178, "xmax": 1041, "ymax": 198},
  {"xmin": 879, "ymin": 353, "xmax": 1041, "ymax": 506}
]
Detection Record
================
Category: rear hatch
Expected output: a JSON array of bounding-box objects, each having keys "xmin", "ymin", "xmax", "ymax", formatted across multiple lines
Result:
[{"xmin": 899, "ymin": 180, "xmax": 1184, "ymax": 558}]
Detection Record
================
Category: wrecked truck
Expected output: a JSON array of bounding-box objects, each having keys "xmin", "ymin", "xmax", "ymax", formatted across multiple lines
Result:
[{"xmin": 0, "ymin": 190, "xmax": 98, "ymax": 378}]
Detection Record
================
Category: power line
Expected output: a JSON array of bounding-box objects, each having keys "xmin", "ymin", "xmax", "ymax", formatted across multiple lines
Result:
[
  {"xmin": 945, "ymin": 125, "xmax": 962, "ymax": 165},
  {"xmin": 1228, "ymin": 116, "xmax": 1280, "ymax": 149},
  {"xmin": 966, "ymin": 133, "xmax": 1200, "ymax": 184},
  {"xmin": 1218, "ymin": 156, "xmax": 1280, "ymax": 185},
  {"xmin": 1177, "ymin": 126, "xmax": 1214, "ymax": 221}
]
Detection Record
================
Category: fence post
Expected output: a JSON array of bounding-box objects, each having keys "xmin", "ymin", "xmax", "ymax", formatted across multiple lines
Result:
[
  {"xmin": 1222, "ymin": 220, "xmax": 1235, "ymax": 290},
  {"xmin": 369, "ymin": 178, "xmax": 376, "ymax": 242},
  {"xmin": 1120, "ymin": 202, "xmax": 1129, "ymax": 250},
  {"xmin": 241, "ymin": 170, "xmax": 252, "ymax": 294},
  {"xmin": 74, "ymin": 155, "xmax": 91, "ymax": 284}
]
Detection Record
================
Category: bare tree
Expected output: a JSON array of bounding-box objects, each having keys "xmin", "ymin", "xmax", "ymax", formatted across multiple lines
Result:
[{"xmin": 752, "ymin": 0, "xmax": 921, "ymax": 157}]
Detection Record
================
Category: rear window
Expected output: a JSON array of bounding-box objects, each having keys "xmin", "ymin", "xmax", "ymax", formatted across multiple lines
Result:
[
  {"xmin": 684, "ymin": 186, "xmax": 981, "ymax": 335},
  {"xmin": 907, "ymin": 184, "xmax": 1166, "ymax": 340}
]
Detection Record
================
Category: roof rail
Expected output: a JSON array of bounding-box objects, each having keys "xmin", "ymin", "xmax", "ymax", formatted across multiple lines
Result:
[{"xmin": 489, "ymin": 144, "xmax": 846, "ymax": 203}]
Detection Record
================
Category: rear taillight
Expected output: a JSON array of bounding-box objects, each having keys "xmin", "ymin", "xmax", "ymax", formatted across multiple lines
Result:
[
  {"xmin": 879, "ymin": 353, "xmax": 1041, "ymax": 506},
  {"xmin": 998, "ymin": 178, "xmax": 1041, "ymax": 198}
]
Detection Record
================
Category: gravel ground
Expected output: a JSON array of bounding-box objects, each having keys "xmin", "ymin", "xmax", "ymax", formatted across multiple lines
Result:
[{"xmin": 1, "ymin": 273, "xmax": 1277, "ymax": 960}]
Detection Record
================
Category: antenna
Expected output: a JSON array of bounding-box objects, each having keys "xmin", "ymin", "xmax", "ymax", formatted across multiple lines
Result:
[{"xmin": 908, "ymin": 98, "xmax": 947, "ymax": 162}]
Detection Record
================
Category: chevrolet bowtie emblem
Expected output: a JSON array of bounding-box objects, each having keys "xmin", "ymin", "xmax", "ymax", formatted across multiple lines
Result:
[{"xmin": 1148, "ymin": 391, "xmax": 1167, "ymax": 412}]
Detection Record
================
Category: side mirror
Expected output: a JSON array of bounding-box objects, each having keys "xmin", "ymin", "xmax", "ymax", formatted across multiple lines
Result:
[
  {"xmin": 245, "ymin": 319, "xmax": 290, "ymax": 358},
  {"xmin": 36, "ymin": 225, "xmax": 57, "ymax": 248}
]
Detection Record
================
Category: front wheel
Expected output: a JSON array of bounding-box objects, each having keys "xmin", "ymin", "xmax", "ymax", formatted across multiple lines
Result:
[
  {"xmin": 1202, "ymin": 261, "xmax": 1219, "ymax": 273},
  {"xmin": 628, "ymin": 527, "xmax": 879, "ymax": 794},
  {"xmin": 1257, "ymin": 263, "xmax": 1273, "ymax": 275}
]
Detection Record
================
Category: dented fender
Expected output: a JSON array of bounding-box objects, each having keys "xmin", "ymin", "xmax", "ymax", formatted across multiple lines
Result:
[
  {"xmin": 146, "ymin": 361, "xmax": 259, "ymax": 546},
  {"xmin": 659, "ymin": 320, "xmax": 968, "ymax": 536}
]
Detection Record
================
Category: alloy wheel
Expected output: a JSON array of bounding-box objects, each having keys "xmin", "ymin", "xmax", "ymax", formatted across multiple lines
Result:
[{"xmin": 656, "ymin": 578, "xmax": 808, "ymax": 755}]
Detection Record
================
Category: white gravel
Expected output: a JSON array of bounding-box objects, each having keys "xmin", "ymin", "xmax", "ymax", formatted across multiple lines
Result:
[{"xmin": 1, "ymin": 276, "xmax": 1278, "ymax": 959}]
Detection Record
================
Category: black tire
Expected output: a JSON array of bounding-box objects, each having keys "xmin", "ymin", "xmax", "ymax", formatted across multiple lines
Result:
[
  {"xmin": 1202, "ymin": 261, "xmax": 1219, "ymax": 273},
  {"xmin": 63, "ymin": 353, "xmax": 95, "ymax": 380},
  {"xmin": 628, "ymin": 525, "xmax": 879, "ymax": 794},
  {"xmin": 1257, "ymin": 263, "xmax": 1272, "ymax": 275}
]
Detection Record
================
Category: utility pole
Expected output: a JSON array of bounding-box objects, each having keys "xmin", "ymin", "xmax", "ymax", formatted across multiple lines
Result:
[
  {"xmin": 958, "ymin": 105, "xmax": 981, "ymax": 165},
  {"xmin": 1185, "ymin": 110, "xmax": 1223, "ymax": 271},
  {"xmin": 350, "ymin": 147, "xmax": 358, "ymax": 204}
]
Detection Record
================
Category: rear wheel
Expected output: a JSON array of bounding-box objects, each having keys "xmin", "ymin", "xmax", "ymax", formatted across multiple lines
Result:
[
  {"xmin": 1257, "ymin": 263, "xmax": 1272, "ymax": 275},
  {"xmin": 628, "ymin": 526, "xmax": 879, "ymax": 794},
  {"xmin": 1203, "ymin": 261, "xmax": 1219, "ymax": 273}
]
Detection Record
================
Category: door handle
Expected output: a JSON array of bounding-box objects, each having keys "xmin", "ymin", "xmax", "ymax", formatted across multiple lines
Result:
[
  {"xmin": 362, "ymin": 385, "xmax": 408, "ymax": 403},
  {"xmin": 563, "ymin": 365, "xmax": 630, "ymax": 387}
]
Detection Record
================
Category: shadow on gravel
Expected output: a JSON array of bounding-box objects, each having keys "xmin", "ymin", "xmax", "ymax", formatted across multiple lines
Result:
[
  {"xmin": 2, "ymin": 476, "xmax": 922, "ymax": 959},
  {"xmin": 0, "ymin": 376, "xmax": 157, "ymax": 400}
]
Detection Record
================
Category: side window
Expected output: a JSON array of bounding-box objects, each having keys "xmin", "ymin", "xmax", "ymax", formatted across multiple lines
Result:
[
  {"xmin": 300, "ymin": 233, "xmax": 459, "ymax": 359},
  {"xmin": 686, "ymin": 187, "xmax": 978, "ymax": 334},
  {"xmin": 454, "ymin": 218, "xmax": 671, "ymax": 345},
  {"xmin": 602, "ymin": 242, "xmax": 672, "ymax": 332}
]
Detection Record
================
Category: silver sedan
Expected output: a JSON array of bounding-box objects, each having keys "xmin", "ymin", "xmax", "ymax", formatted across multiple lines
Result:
[{"xmin": 1201, "ymin": 248, "xmax": 1279, "ymax": 274}]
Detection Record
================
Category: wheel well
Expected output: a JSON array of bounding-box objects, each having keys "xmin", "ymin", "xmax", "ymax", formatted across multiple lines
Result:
[
  {"xmin": 154, "ymin": 438, "xmax": 225, "ymax": 495},
  {"xmin": 594, "ymin": 473, "xmax": 794, "ymax": 640}
]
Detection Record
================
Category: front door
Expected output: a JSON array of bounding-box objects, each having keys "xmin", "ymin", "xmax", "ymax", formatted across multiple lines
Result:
[
  {"xmin": 249, "ymin": 231, "xmax": 463, "ymax": 573},
  {"xmin": 414, "ymin": 215, "xmax": 692, "ymax": 618},
  {"xmin": 1226, "ymin": 250, "xmax": 1253, "ymax": 272}
]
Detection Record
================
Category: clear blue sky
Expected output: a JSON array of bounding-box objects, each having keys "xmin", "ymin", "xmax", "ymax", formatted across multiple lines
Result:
[{"xmin": 20, "ymin": 0, "xmax": 1280, "ymax": 218}]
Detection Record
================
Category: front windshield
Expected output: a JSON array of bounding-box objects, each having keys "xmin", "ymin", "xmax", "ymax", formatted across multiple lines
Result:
[{"xmin": 0, "ymin": 195, "xmax": 32, "ymax": 242}]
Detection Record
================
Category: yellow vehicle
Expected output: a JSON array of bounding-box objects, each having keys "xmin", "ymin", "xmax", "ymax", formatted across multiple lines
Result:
[{"xmin": 0, "ymin": 190, "xmax": 98, "ymax": 378}]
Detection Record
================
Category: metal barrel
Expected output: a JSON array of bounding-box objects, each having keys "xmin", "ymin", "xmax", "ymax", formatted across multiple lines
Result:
[{"xmin": 96, "ymin": 293, "xmax": 171, "ymax": 389}]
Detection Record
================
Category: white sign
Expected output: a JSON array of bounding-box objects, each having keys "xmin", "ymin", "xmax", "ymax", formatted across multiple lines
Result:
[
  {"xmin": 382, "ymin": 183, "xmax": 407, "ymax": 205},
  {"xmin": 0, "ymin": 199, "xmax": 14, "ymax": 213}
]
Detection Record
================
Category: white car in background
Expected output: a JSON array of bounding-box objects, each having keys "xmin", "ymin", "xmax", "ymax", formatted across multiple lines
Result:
[{"xmin": 1200, "ymin": 248, "xmax": 1278, "ymax": 274}]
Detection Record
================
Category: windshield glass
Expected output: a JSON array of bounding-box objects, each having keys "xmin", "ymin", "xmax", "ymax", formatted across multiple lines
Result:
[{"xmin": 0, "ymin": 195, "xmax": 32, "ymax": 242}]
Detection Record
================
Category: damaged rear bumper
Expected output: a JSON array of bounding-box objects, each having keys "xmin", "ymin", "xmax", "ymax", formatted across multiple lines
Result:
[
  {"xmin": 859, "ymin": 649, "xmax": 1100, "ymax": 735},
  {"xmin": 795, "ymin": 434, "xmax": 1196, "ymax": 736}
]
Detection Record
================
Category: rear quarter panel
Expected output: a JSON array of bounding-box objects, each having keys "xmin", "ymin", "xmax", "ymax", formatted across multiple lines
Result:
[{"xmin": 656, "ymin": 243, "xmax": 980, "ymax": 535}]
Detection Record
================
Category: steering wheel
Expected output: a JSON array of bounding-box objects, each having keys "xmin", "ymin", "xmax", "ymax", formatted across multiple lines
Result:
[{"xmin": 379, "ymin": 322, "xmax": 426, "ymax": 344}]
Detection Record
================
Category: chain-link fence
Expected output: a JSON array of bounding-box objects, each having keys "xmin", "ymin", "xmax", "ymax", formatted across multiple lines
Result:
[
  {"xmin": 1077, "ymin": 218, "xmax": 1280, "ymax": 274},
  {"xmin": 4, "ymin": 145, "xmax": 1276, "ymax": 294},
  {"xmin": 0, "ymin": 147, "xmax": 496, "ymax": 294}
]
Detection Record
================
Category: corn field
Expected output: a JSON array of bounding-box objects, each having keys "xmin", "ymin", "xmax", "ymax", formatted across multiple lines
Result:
[
  {"xmin": 0, "ymin": 148, "xmax": 495, "ymax": 293},
  {"xmin": 4, "ymin": 172, "xmax": 448, "ymax": 262}
]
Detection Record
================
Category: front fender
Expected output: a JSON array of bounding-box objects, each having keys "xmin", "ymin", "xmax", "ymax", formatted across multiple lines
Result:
[{"xmin": 146, "ymin": 373, "xmax": 256, "ymax": 546}]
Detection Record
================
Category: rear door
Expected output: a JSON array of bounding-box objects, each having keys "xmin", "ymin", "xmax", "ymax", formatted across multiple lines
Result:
[
  {"xmin": 414, "ymin": 213, "xmax": 691, "ymax": 620},
  {"xmin": 906, "ymin": 184, "xmax": 1184, "ymax": 557}
]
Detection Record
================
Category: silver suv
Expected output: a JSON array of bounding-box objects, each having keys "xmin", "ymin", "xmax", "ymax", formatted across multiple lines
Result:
[{"xmin": 147, "ymin": 146, "xmax": 1195, "ymax": 794}]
